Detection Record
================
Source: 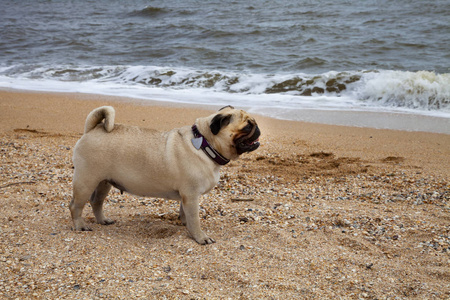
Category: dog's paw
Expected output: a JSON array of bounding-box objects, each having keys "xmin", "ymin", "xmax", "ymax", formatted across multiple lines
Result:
[
  {"xmin": 72, "ymin": 225, "xmax": 92, "ymax": 231},
  {"xmin": 72, "ymin": 220, "xmax": 92, "ymax": 231},
  {"xmin": 194, "ymin": 234, "xmax": 216, "ymax": 245},
  {"xmin": 99, "ymin": 218, "xmax": 115, "ymax": 225},
  {"xmin": 201, "ymin": 237, "xmax": 216, "ymax": 245}
]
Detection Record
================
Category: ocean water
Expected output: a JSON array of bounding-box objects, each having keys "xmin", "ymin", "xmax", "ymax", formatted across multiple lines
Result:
[{"xmin": 1, "ymin": 0, "xmax": 449, "ymax": 132}]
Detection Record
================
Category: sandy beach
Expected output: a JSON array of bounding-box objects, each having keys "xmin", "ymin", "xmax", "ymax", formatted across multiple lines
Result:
[{"xmin": 1, "ymin": 90, "xmax": 449, "ymax": 299}]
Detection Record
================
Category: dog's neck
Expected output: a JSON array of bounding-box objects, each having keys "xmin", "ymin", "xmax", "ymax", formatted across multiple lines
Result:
[{"xmin": 191, "ymin": 125, "xmax": 230, "ymax": 165}]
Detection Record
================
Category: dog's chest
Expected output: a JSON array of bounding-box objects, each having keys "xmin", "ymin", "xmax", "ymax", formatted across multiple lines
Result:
[{"xmin": 200, "ymin": 169, "xmax": 221, "ymax": 195}]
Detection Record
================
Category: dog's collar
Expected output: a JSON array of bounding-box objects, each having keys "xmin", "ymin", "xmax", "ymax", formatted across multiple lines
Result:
[{"xmin": 191, "ymin": 125, "xmax": 230, "ymax": 166}]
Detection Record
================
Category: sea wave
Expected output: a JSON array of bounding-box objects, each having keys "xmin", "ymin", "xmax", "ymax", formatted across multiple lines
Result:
[
  {"xmin": 0, "ymin": 64, "xmax": 449, "ymax": 114},
  {"xmin": 128, "ymin": 6, "xmax": 169, "ymax": 17},
  {"xmin": 355, "ymin": 70, "xmax": 450, "ymax": 111}
]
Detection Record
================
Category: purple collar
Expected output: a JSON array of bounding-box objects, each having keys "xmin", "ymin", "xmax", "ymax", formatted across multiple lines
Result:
[{"xmin": 191, "ymin": 125, "xmax": 230, "ymax": 165}]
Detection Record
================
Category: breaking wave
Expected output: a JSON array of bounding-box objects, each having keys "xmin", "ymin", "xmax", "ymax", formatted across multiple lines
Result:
[{"xmin": 0, "ymin": 64, "xmax": 449, "ymax": 113}]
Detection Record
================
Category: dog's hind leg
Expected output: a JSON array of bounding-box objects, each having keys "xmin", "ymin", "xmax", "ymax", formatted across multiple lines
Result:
[
  {"xmin": 90, "ymin": 180, "xmax": 114, "ymax": 225},
  {"xmin": 70, "ymin": 177, "xmax": 99, "ymax": 231}
]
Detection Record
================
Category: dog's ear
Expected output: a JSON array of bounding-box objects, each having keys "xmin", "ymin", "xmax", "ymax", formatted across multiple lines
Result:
[
  {"xmin": 219, "ymin": 105, "xmax": 234, "ymax": 111},
  {"xmin": 210, "ymin": 114, "xmax": 232, "ymax": 135}
]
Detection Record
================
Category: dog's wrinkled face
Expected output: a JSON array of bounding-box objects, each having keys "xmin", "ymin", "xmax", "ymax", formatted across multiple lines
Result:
[{"xmin": 206, "ymin": 106, "xmax": 260, "ymax": 159}]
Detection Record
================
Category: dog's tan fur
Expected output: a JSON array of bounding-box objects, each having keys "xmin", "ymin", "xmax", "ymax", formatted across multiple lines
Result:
[{"xmin": 70, "ymin": 106, "xmax": 260, "ymax": 244}]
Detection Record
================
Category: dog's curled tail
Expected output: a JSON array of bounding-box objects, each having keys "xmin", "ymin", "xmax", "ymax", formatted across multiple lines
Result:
[{"xmin": 84, "ymin": 106, "xmax": 115, "ymax": 134}]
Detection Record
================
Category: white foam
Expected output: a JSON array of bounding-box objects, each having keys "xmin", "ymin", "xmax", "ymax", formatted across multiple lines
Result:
[{"xmin": 351, "ymin": 70, "xmax": 450, "ymax": 112}]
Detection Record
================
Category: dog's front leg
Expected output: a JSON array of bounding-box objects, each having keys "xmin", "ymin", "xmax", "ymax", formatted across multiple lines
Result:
[{"xmin": 181, "ymin": 194, "xmax": 215, "ymax": 245}]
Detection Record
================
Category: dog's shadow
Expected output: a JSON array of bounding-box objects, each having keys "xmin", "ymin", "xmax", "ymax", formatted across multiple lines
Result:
[{"xmin": 86, "ymin": 212, "xmax": 185, "ymax": 241}]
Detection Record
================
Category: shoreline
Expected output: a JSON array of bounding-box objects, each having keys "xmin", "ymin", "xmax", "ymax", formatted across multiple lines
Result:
[
  {"xmin": 252, "ymin": 107, "xmax": 450, "ymax": 135},
  {"xmin": 2, "ymin": 87, "xmax": 450, "ymax": 135}
]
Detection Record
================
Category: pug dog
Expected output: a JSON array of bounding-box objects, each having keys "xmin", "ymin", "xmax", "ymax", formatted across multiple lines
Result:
[{"xmin": 70, "ymin": 105, "xmax": 260, "ymax": 244}]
